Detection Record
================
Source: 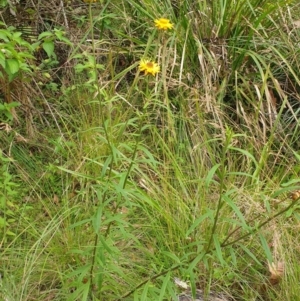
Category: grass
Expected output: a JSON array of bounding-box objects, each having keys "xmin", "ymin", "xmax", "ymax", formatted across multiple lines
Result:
[{"xmin": 1, "ymin": 0, "xmax": 300, "ymax": 300}]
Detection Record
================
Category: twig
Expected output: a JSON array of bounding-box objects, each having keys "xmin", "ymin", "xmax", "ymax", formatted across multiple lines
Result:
[{"xmin": 59, "ymin": 0, "xmax": 69, "ymax": 31}]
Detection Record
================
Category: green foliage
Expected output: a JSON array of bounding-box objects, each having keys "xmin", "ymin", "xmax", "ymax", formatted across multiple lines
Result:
[
  {"xmin": 0, "ymin": 101, "xmax": 20, "ymax": 122},
  {"xmin": 0, "ymin": 24, "xmax": 35, "ymax": 81},
  {"xmin": 0, "ymin": 0, "xmax": 7, "ymax": 8},
  {"xmin": 38, "ymin": 28, "xmax": 72, "ymax": 58},
  {"xmin": 0, "ymin": 151, "xmax": 19, "ymax": 239},
  {"xmin": 1, "ymin": 0, "xmax": 300, "ymax": 300},
  {"xmin": 74, "ymin": 52, "xmax": 105, "ymax": 86}
]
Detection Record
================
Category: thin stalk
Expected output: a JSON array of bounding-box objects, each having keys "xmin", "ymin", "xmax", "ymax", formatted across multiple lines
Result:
[
  {"xmin": 88, "ymin": 0, "xmax": 115, "ymax": 290},
  {"xmin": 104, "ymin": 114, "xmax": 144, "ymax": 238},
  {"xmin": 205, "ymin": 128, "xmax": 233, "ymax": 253}
]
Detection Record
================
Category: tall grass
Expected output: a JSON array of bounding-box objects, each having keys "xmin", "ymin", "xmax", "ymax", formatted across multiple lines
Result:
[{"xmin": 1, "ymin": 0, "xmax": 300, "ymax": 300}]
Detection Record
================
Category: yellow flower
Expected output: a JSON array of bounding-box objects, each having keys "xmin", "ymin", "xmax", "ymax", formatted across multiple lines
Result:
[
  {"xmin": 83, "ymin": 0, "xmax": 96, "ymax": 2},
  {"xmin": 154, "ymin": 18, "xmax": 173, "ymax": 30},
  {"xmin": 139, "ymin": 59, "xmax": 160, "ymax": 76}
]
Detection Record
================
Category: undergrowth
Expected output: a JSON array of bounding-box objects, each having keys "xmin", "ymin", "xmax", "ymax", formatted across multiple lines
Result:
[{"xmin": 1, "ymin": 0, "xmax": 300, "ymax": 301}]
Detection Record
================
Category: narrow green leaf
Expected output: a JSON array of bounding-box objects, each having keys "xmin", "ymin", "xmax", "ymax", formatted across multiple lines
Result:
[
  {"xmin": 229, "ymin": 247, "xmax": 237, "ymax": 266},
  {"xmin": 188, "ymin": 251, "xmax": 206, "ymax": 273},
  {"xmin": 258, "ymin": 233, "xmax": 273, "ymax": 262},
  {"xmin": 228, "ymin": 146, "xmax": 258, "ymax": 168},
  {"xmin": 186, "ymin": 210, "xmax": 214, "ymax": 236},
  {"xmin": 238, "ymin": 243, "xmax": 262, "ymax": 266},
  {"xmin": 222, "ymin": 195, "xmax": 250, "ymax": 231},
  {"xmin": 161, "ymin": 251, "xmax": 181, "ymax": 263},
  {"xmin": 189, "ymin": 269, "xmax": 196, "ymax": 299},
  {"xmin": 67, "ymin": 281, "xmax": 90, "ymax": 301},
  {"xmin": 99, "ymin": 235, "xmax": 114, "ymax": 253},
  {"xmin": 158, "ymin": 272, "xmax": 171, "ymax": 301},
  {"xmin": 140, "ymin": 281, "xmax": 150, "ymax": 300},
  {"xmin": 0, "ymin": 217, "xmax": 6, "ymax": 227},
  {"xmin": 205, "ymin": 164, "xmax": 221, "ymax": 187},
  {"xmin": 6, "ymin": 230, "xmax": 16, "ymax": 236},
  {"xmin": 293, "ymin": 151, "xmax": 300, "ymax": 162},
  {"xmin": 69, "ymin": 218, "xmax": 92, "ymax": 229},
  {"xmin": 92, "ymin": 204, "xmax": 103, "ymax": 232},
  {"xmin": 281, "ymin": 178, "xmax": 300, "ymax": 187},
  {"xmin": 271, "ymin": 185, "xmax": 300, "ymax": 198},
  {"xmin": 213, "ymin": 234, "xmax": 225, "ymax": 266}
]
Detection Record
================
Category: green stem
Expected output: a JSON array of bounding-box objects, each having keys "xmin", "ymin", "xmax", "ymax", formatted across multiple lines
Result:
[
  {"xmin": 205, "ymin": 128, "xmax": 232, "ymax": 253},
  {"xmin": 88, "ymin": 1, "xmax": 115, "ymax": 290},
  {"xmin": 104, "ymin": 113, "xmax": 144, "ymax": 238}
]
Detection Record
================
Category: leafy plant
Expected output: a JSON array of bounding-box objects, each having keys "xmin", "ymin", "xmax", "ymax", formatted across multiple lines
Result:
[
  {"xmin": 0, "ymin": 101, "xmax": 20, "ymax": 122},
  {"xmin": 1, "ymin": 0, "xmax": 300, "ymax": 300},
  {"xmin": 0, "ymin": 151, "xmax": 19, "ymax": 240},
  {"xmin": 38, "ymin": 28, "xmax": 72, "ymax": 59},
  {"xmin": 0, "ymin": 24, "xmax": 35, "ymax": 81}
]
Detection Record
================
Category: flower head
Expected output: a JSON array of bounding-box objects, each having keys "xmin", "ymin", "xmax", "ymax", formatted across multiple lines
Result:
[
  {"xmin": 139, "ymin": 59, "xmax": 160, "ymax": 76},
  {"xmin": 154, "ymin": 18, "xmax": 173, "ymax": 30}
]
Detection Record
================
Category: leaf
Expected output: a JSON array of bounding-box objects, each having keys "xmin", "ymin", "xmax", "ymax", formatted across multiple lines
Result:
[
  {"xmin": 140, "ymin": 281, "xmax": 150, "ymax": 300},
  {"xmin": 229, "ymin": 247, "xmax": 237, "ymax": 266},
  {"xmin": 186, "ymin": 210, "xmax": 214, "ymax": 236},
  {"xmin": 292, "ymin": 20, "xmax": 300, "ymax": 28},
  {"xmin": 222, "ymin": 194, "xmax": 251, "ymax": 231},
  {"xmin": 12, "ymin": 32, "xmax": 22, "ymax": 39},
  {"xmin": 259, "ymin": 233, "xmax": 273, "ymax": 262},
  {"xmin": 6, "ymin": 230, "xmax": 16, "ymax": 236},
  {"xmin": 205, "ymin": 164, "xmax": 221, "ymax": 187},
  {"xmin": 228, "ymin": 146, "xmax": 258, "ymax": 168},
  {"xmin": 92, "ymin": 204, "xmax": 103, "ymax": 232},
  {"xmin": 66, "ymin": 281, "xmax": 90, "ymax": 301},
  {"xmin": 289, "ymin": 190, "xmax": 300, "ymax": 201},
  {"xmin": 213, "ymin": 234, "xmax": 225, "ymax": 266},
  {"xmin": 271, "ymin": 185, "xmax": 300, "ymax": 198},
  {"xmin": 293, "ymin": 151, "xmax": 300, "ymax": 162},
  {"xmin": 6, "ymin": 58, "xmax": 20, "ymax": 74},
  {"xmin": 161, "ymin": 251, "xmax": 181, "ymax": 263},
  {"xmin": 56, "ymin": 33, "xmax": 72, "ymax": 46},
  {"xmin": 268, "ymin": 261, "xmax": 284, "ymax": 285},
  {"xmin": 189, "ymin": 270, "xmax": 196, "ymax": 299},
  {"xmin": 0, "ymin": 51, "xmax": 5, "ymax": 69},
  {"xmin": 188, "ymin": 251, "xmax": 206, "ymax": 273},
  {"xmin": 42, "ymin": 40, "xmax": 55, "ymax": 57},
  {"xmin": 238, "ymin": 243, "xmax": 262, "ymax": 266},
  {"xmin": 174, "ymin": 278, "xmax": 189, "ymax": 289},
  {"xmin": 0, "ymin": 217, "xmax": 5, "ymax": 227},
  {"xmin": 69, "ymin": 218, "xmax": 93, "ymax": 229},
  {"xmin": 7, "ymin": 101, "xmax": 20, "ymax": 108},
  {"xmin": 158, "ymin": 271, "xmax": 171, "ymax": 301},
  {"xmin": 0, "ymin": 30, "xmax": 9, "ymax": 42},
  {"xmin": 38, "ymin": 31, "xmax": 53, "ymax": 40},
  {"xmin": 98, "ymin": 235, "xmax": 114, "ymax": 253},
  {"xmin": 281, "ymin": 177, "xmax": 300, "ymax": 186}
]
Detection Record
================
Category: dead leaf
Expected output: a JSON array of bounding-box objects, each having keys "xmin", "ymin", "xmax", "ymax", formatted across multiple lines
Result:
[
  {"xmin": 174, "ymin": 277, "xmax": 189, "ymax": 289},
  {"xmin": 268, "ymin": 261, "xmax": 284, "ymax": 285},
  {"xmin": 289, "ymin": 190, "xmax": 300, "ymax": 201},
  {"xmin": 53, "ymin": 194, "xmax": 59, "ymax": 205},
  {"xmin": 292, "ymin": 20, "xmax": 300, "ymax": 28}
]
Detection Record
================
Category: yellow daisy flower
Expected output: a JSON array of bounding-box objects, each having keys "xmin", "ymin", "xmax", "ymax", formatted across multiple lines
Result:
[
  {"xmin": 154, "ymin": 18, "xmax": 173, "ymax": 30},
  {"xmin": 139, "ymin": 59, "xmax": 160, "ymax": 76},
  {"xmin": 83, "ymin": 0, "xmax": 96, "ymax": 3}
]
